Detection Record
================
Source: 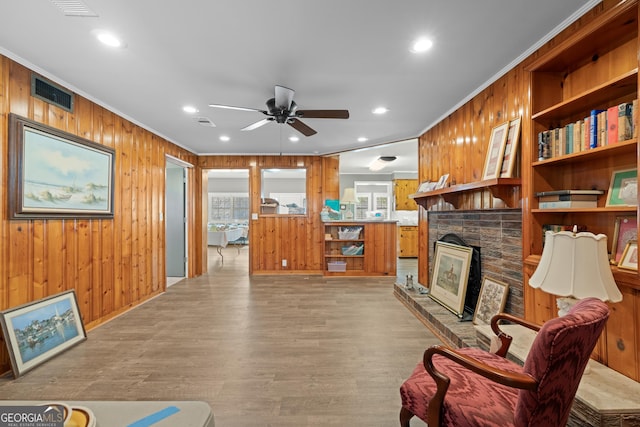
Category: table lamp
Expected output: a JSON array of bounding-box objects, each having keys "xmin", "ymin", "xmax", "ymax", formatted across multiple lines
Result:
[
  {"xmin": 341, "ymin": 188, "xmax": 356, "ymax": 220},
  {"xmin": 529, "ymin": 229, "xmax": 623, "ymax": 316}
]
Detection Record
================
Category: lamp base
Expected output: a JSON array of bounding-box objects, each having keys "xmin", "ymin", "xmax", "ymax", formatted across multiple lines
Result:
[{"xmin": 556, "ymin": 296, "xmax": 579, "ymax": 317}]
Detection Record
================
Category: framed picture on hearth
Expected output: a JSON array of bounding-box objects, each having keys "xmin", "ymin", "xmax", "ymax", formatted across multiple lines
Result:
[
  {"xmin": 429, "ymin": 241, "xmax": 473, "ymax": 318},
  {"xmin": 473, "ymin": 277, "xmax": 509, "ymax": 325}
]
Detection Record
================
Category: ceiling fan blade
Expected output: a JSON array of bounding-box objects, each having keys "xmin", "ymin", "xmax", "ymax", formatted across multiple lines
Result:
[
  {"xmin": 296, "ymin": 109, "xmax": 350, "ymax": 119},
  {"xmin": 274, "ymin": 85, "xmax": 295, "ymax": 110},
  {"xmin": 288, "ymin": 119, "xmax": 317, "ymax": 137},
  {"xmin": 209, "ymin": 104, "xmax": 263, "ymax": 113},
  {"xmin": 241, "ymin": 118, "xmax": 272, "ymax": 131}
]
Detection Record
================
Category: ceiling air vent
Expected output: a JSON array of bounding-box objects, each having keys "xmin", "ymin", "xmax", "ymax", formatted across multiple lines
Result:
[
  {"xmin": 194, "ymin": 117, "xmax": 216, "ymax": 127},
  {"xmin": 31, "ymin": 74, "xmax": 74, "ymax": 112}
]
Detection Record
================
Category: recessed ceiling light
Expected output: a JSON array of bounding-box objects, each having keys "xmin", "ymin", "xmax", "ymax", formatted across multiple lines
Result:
[
  {"xmin": 289, "ymin": 136, "xmax": 300, "ymax": 142},
  {"xmin": 94, "ymin": 30, "xmax": 124, "ymax": 48},
  {"xmin": 410, "ymin": 37, "xmax": 433, "ymax": 53},
  {"xmin": 219, "ymin": 135, "xmax": 230, "ymax": 142},
  {"xmin": 357, "ymin": 137, "xmax": 368, "ymax": 142},
  {"xmin": 183, "ymin": 106, "xmax": 198, "ymax": 114},
  {"xmin": 373, "ymin": 107, "xmax": 389, "ymax": 115}
]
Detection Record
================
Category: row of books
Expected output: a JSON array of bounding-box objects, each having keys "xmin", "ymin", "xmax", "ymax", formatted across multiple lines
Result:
[
  {"xmin": 535, "ymin": 189, "xmax": 603, "ymax": 209},
  {"xmin": 537, "ymin": 100, "xmax": 637, "ymax": 161}
]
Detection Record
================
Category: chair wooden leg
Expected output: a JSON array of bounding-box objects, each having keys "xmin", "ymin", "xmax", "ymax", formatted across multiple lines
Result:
[{"xmin": 400, "ymin": 406, "xmax": 414, "ymax": 427}]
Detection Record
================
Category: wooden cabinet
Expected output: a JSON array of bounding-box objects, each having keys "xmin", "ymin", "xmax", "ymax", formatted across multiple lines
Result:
[
  {"xmin": 398, "ymin": 226, "xmax": 418, "ymax": 258},
  {"xmin": 523, "ymin": 0, "xmax": 639, "ymax": 380},
  {"xmin": 394, "ymin": 179, "xmax": 419, "ymax": 210},
  {"xmin": 323, "ymin": 221, "xmax": 397, "ymax": 276}
]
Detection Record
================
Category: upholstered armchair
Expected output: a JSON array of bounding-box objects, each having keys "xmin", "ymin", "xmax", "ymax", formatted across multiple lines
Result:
[{"xmin": 399, "ymin": 297, "xmax": 610, "ymax": 427}]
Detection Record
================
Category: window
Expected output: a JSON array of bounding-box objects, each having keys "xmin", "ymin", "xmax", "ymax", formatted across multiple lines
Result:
[
  {"xmin": 261, "ymin": 168, "xmax": 307, "ymax": 215},
  {"xmin": 354, "ymin": 181, "xmax": 392, "ymax": 219},
  {"xmin": 208, "ymin": 193, "xmax": 249, "ymax": 223}
]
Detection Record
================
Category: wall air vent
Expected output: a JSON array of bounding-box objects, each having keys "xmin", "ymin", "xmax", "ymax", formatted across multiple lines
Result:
[
  {"xmin": 194, "ymin": 117, "xmax": 216, "ymax": 127},
  {"xmin": 31, "ymin": 74, "xmax": 74, "ymax": 112},
  {"xmin": 48, "ymin": 0, "xmax": 98, "ymax": 17}
]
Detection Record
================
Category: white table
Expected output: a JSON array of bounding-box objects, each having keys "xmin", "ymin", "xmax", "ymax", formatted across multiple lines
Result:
[
  {"xmin": 0, "ymin": 401, "xmax": 214, "ymax": 427},
  {"xmin": 207, "ymin": 228, "xmax": 245, "ymax": 262}
]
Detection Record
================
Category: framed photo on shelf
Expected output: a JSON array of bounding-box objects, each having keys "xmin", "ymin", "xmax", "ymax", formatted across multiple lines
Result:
[
  {"xmin": 8, "ymin": 114, "xmax": 115, "ymax": 219},
  {"xmin": 473, "ymin": 277, "xmax": 509, "ymax": 325},
  {"xmin": 606, "ymin": 168, "xmax": 638, "ymax": 207},
  {"xmin": 481, "ymin": 121, "xmax": 510, "ymax": 180},
  {"xmin": 429, "ymin": 241, "xmax": 473, "ymax": 318},
  {"xmin": 611, "ymin": 215, "xmax": 637, "ymax": 265},
  {"xmin": 435, "ymin": 174, "xmax": 450, "ymax": 189},
  {"xmin": 0, "ymin": 290, "xmax": 87, "ymax": 378},
  {"xmin": 499, "ymin": 117, "xmax": 521, "ymax": 178},
  {"xmin": 619, "ymin": 240, "xmax": 638, "ymax": 271},
  {"xmin": 417, "ymin": 181, "xmax": 436, "ymax": 193}
]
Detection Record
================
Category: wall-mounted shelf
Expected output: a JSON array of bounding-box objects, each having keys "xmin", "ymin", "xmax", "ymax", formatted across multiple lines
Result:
[{"xmin": 410, "ymin": 178, "xmax": 521, "ymax": 210}]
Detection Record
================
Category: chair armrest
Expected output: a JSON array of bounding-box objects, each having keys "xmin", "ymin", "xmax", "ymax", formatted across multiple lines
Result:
[
  {"xmin": 422, "ymin": 345, "xmax": 538, "ymax": 427},
  {"xmin": 490, "ymin": 313, "xmax": 541, "ymax": 357}
]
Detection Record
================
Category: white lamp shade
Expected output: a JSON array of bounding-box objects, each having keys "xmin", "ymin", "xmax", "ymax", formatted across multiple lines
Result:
[
  {"xmin": 529, "ymin": 231, "xmax": 622, "ymax": 302},
  {"xmin": 341, "ymin": 188, "xmax": 356, "ymax": 203}
]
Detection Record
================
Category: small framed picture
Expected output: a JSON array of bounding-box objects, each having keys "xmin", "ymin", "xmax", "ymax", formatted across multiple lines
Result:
[
  {"xmin": 619, "ymin": 240, "xmax": 638, "ymax": 271},
  {"xmin": 606, "ymin": 168, "xmax": 638, "ymax": 207},
  {"xmin": 473, "ymin": 277, "xmax": 509, "ymax": 325},
  {"xmin": 482, "ymin": 122, "xmax": 510, "ymax": 180},
  {"xmin": 499, "ymin": 117, "xmax": 521, "ymax": 178},
  {"xmin": 611, "ymin": 215, "xmax": 637, "ymax": 265},
  {"xmin": 0, "ymin": 290, "xmax": 86, "ymax": 378},
  {"xmin": 435, "ymin": 174, "xmax": 450, "ymax": 189}
]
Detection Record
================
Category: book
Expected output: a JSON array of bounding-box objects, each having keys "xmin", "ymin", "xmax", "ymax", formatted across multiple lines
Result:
[
  {"xmin": 538, "ymin": 194, "xmax": 599, "ymax": 202},
  {"xmin": 538, "ymin": 200, "xmax": 597, "ymax": 209},
  {"xmin": 589, "ymin": 109, "xmax": 605, "ymax": 149},
  {"xmin": 618, "ymin": 102, "xmax": 633, "ymax": 141},
  {"xmin": 565, "ymin": 123, "xmax": 573, "ymax": 154},
  {"xmin": 535, "ymin": 189, "xmax": 604, "ymax": 197},
  {"xmin": 607, "ymin": 106, "xmax": 618, "ymax": 145}
]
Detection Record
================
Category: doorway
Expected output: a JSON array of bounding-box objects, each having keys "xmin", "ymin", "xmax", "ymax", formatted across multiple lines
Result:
[
  {"xmin": 206, "ymin": 169, "xmax": 250, "ymax": 270},
  {"xmin": 165, "ymin": 156, "xmax": 191, "ymax": 285}
]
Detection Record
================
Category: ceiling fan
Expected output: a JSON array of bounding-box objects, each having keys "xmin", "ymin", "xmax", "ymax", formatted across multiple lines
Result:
[{"xmin": 209, "ymin": 85, "xmax": 349, "ymax": 137}]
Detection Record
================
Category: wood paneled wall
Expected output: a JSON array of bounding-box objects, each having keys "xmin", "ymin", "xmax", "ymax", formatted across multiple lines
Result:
[
  {"xmin": 0, "ymin": 59, "xmax": 201, "ymax": 374},
  {"xmin": 199, "ymin": 155, "xmax": 339, "ymax": 274},
  {"xmin": 416, "ymin": 1, "xmax": 640, "ymax": 381}
]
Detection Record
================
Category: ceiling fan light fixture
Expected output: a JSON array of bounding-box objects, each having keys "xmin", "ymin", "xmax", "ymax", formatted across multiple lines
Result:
[
  {"xmin": 289, "ymin": 136, "xmax": 300, "ymax": 142},
  {"xmin": 369, "ymin": 156, "xmax": 397, "ymax": 171}
]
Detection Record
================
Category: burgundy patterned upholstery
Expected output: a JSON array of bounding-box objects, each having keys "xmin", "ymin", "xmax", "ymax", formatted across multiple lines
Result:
[{"xmin": 399, "ymin": 298, "xmax": 610, "ymax": 427}]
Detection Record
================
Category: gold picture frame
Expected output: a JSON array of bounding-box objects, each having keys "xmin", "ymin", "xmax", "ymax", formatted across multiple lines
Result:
[
  {"xmin": 619, "ymin": 240, "xmax": 638, "ymax": 271},
  {"xmin": 499, "ymin": 117, "xmax": 521, "ymax": 178},
  {"xmin": 482, "ymin": 121, "xmax": 510, "ymax": 180}
]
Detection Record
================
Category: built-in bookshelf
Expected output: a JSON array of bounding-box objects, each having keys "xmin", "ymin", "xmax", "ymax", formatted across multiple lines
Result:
[{"xmin": 523, "ymin": 0, "xmax": 639, "ymax": 381}]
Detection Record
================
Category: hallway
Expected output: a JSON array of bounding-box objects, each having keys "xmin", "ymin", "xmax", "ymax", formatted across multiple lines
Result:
[{"xmin": 0, "ymin": 247, "xmax": 434, "ymax": 426}]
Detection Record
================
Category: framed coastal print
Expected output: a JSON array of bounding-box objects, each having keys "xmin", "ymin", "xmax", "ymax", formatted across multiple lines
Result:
[
  {"xmin": 0, "ymin": 290, "xmax": 87, "ymax": 378},
  {"xmin": 8, "ymin": 113, "xmax": 115, "ymax": 219},
  {"xmin": 619, "ymin": 240, "xmax": 638, "ymax": 271},
  {"xmin": 606, "ymin": 168, "xmax": 638, "ymax": 207},
  {"xmin": 611, "ymin": 216, "xmax": 637, "ymax": 265},
  {"xmin": 482, "ymin": 121, "xmax": 509, "ymax": 180},
  {"xmin": 429, "ymin": 241, "xmax": 473, "ymax": 318},
  {"xmin": 473, "ymin": 277, "xmax": 509, "ymax": 325},
  {"xmin": 499, "ymin": 117, "xmax": 521, "ymax": 178}
]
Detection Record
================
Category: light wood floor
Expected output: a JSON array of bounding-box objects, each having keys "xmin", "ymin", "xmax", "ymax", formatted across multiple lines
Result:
[{"xmin": 0, "ymin": 247, "xmax": 434, "ymax": 426}]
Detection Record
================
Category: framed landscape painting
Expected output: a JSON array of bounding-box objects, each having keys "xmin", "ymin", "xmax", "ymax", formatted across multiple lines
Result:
[
  {"xmin": 429, "ymin": 241, "xmax": 473, "ymax": 318},
  {"xmin": 8, "ymin": 113, "xmax": 115, "ymax": 219},
  {"xmin": 499, "ymin": 117, "xmax": 521, "ymax": 178},
  {"xmin": 0, "ymin": 290, "xmax": 86, "ymax": 378}
]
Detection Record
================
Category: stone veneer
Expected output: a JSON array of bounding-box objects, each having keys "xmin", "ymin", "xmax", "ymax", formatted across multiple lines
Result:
[{"xmin": 428, "ymin": 209, "xmax": 523, "ymax": 317}]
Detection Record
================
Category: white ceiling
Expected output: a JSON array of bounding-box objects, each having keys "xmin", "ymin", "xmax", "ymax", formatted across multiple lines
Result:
[{"xmin": 0, "ymin": 0, "xmax": 595, "ymax": 175}]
